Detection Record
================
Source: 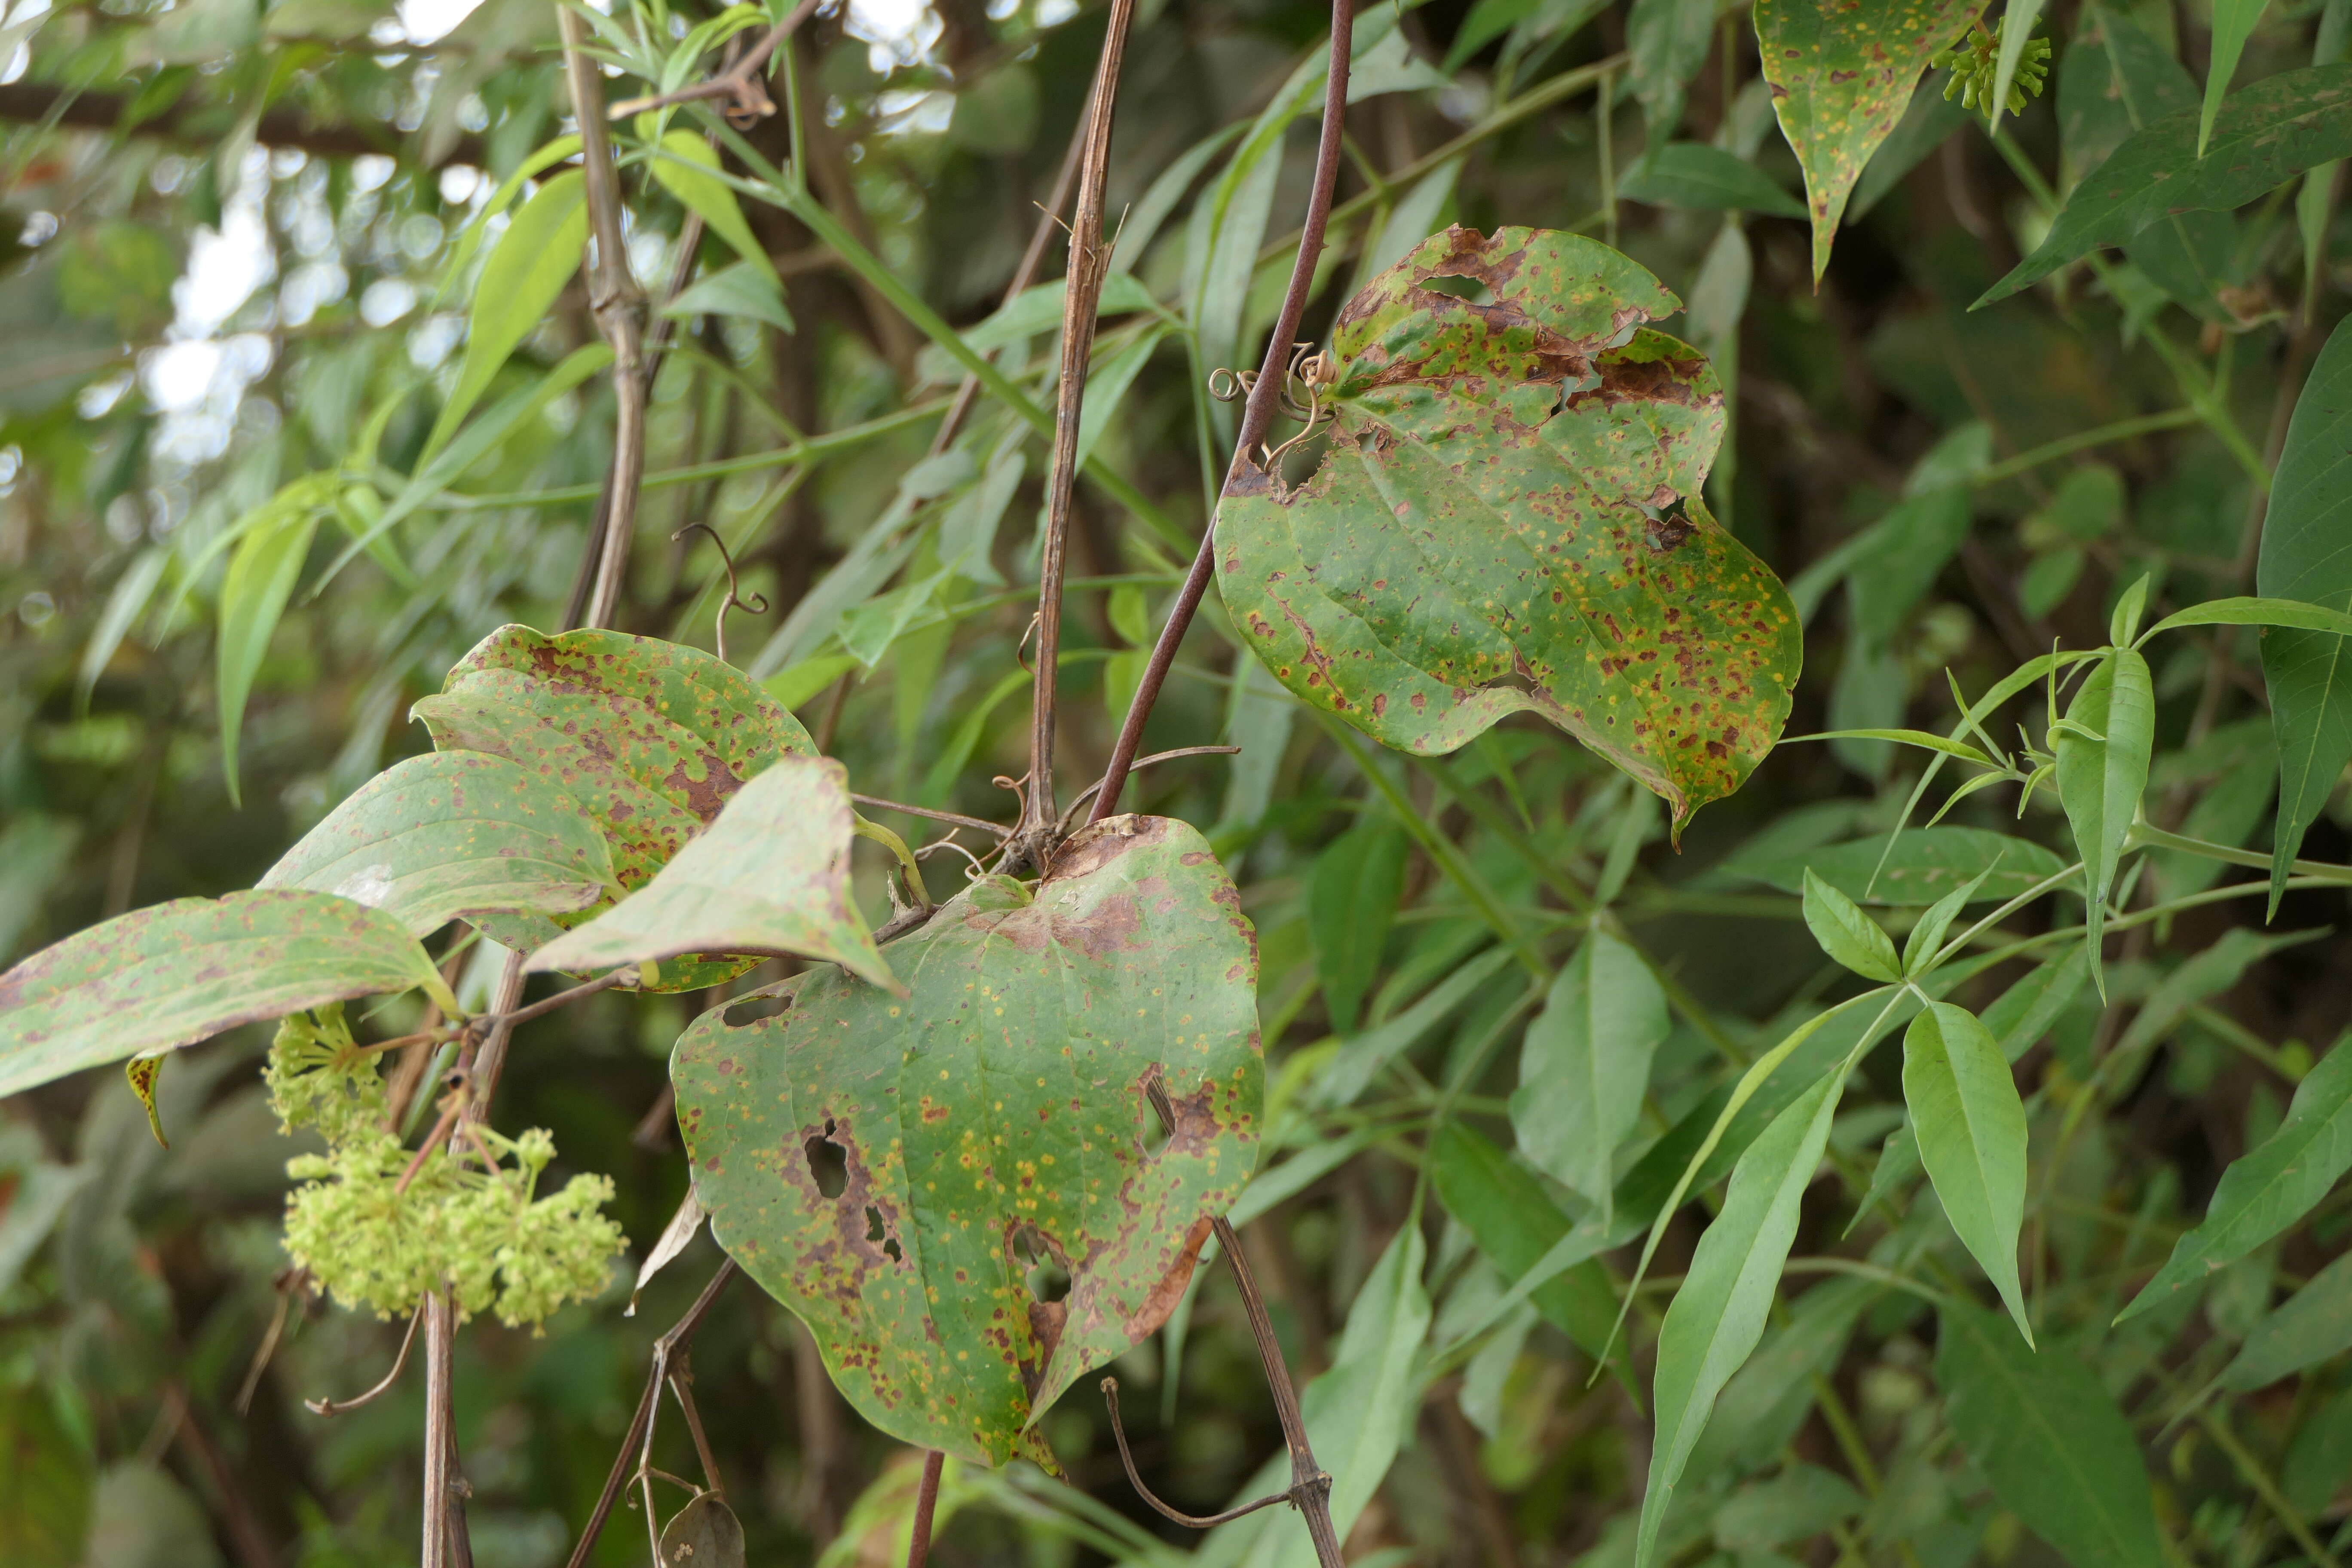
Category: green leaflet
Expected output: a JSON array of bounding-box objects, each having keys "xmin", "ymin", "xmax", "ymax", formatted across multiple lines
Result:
[
  {"xmin": 0, "ymin": 890, "xmax": 445, "ymax": 1100},
  {"xmin": 1510, "ymin": 925, "xmax": 1669, "ymax": 1226},
  {"xmin": 1683, "ymin": 1276, "xmax": 1877, "ymax": 1481},
  {"xmin": 1635, "ymin": 1067, "xmax": 1844, "ymax": 1568},
  {"xmin": 1979, "ymin": 64, "xmax": 2352, "ymax": 306},
  {"xmin": 260, "ymin": 751, "xmax": 619, "ymax": 937},
  {"xmin": 1617, "ymin": 142, "xmax": 1806, "ymax": 218},
  {"xmin": 1728, "ymin": 826, "xmax": 2069, "ymax": 905},
  {"xmin": 421, "ymin": 170, "xmax": 587, "ymax": 462},
  {"xmin": 2202, "ymin": 0, "xmax": 2271, "ymax": 156},
  {"xmin": 1902, "ymin": 1003, "xmax": 2031, "ymax": 1341},
  {"xmin": 1627, "ymin": 0, "xmax": 1715, "ymax": 136},
  {"xmin": 413, "ymin": 625, "xmax": 817, "ymax": 992},
  {"xmin": 1981, "ymin": 945, "xmax": 2091, "ymax": 1061},
  {"xmin": 527, "ymin": 756, "xmax": 895, "ymax": 993},
  {"xmin": 1216, "ymin": 226, "xmax": 1801, "ymax": 835},
  {"xmin": 1429, "ymin": 1120, "xmax": 1621, "ymax": 1359},
  {"xmin": 217, "ymin": 490, "xmax": 324, "ymax": 805},
  {"xmin": 1801, "ymin": 869, "xmax": 1902, "ymax": 982},
  {"xmin": 2055, "ymin": 647, "xmax": 2154, "ymax": 995},
  {"xmin": 2222, "ymin": 1249, "xmax": 2352, "ymax": 1390},
  {"xmin": 1755, "ymin": 0, "xmax": 1984, "ymax": 280},
  {"xmin": 2116, "ymin": 1037, "xmax": 2352, "ymax": 1323},
  {"xmin": 2259, "ymin": 315, "xmax": 2352, "ymax": 913},
  {"xmin": 1308, "ymin": 820, "xmax": 1409, "ymax": 1035},
  {"xmin": 671, "ymin": 815, "xmax": 1261, "ymax": 1464},
  {"xmin": 647, "ymin": 130, "xmax": 782, "ymax": 289},
  {"xmin": 1714, "ymin": 1463, "xmax": 1865, "ymax": 1552},
  {"xmin": 1937, "ymin": 1299, "xmax": 2165, "ymax": 1568}
]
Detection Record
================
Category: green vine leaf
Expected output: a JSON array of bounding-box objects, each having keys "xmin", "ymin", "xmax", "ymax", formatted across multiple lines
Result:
[
  {"xmin": 1216, "ymin": 226, "xmax": 1801, "ymax": 836},
  {"xmin": 260, "ymin": 751, "xmax": 621, "ymax": 937},
  {"xmin": 1755, "ymin": 0, "xmax": 1986, "ymax": 281},
  {"xmin": 1902, "ymin": 1002, "xmax": 2031, "ymax": 1341},
  {"xmin": 671, "ymin": 815, "xmax": 1261, "ymax": 1465},
  {"xmin": 0, "ymin": 891, "xmax": 446, "ymax": 1100},
  {"xmin": 528, "ymin": 756, "xmax": 894, "ymax": 993},
  {"xmin": 2054, "ymin": 647, "xmax": 2154, "ymax": 998},
  {"xmin": 412, "ymin": 625, "xmax": 816, "ymax": 991}
]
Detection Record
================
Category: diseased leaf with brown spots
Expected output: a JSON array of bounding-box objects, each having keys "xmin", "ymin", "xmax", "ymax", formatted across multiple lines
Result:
[
  {"xmin": 671, "ymin": 815, "xmax": 1261, "ymax": 1465},
  {"xmin": 0, "ymin": 891, "xmax": 447, "ymax": 1100},
  {"xmin": 411, "ymin": 625, "xmax": 816, "ymax": 991},
  {"xmin": 125, "ymin": 1054, "xmax": 167, "ymax": 1148},
  {"xmin": 1215, "ymin": 226, "xmax": 1801, "ymax": 833},
  {"xmin": 1756, "ymin": 0, "xmax": 1984, "ymax": 282},
  {"xmin": 529, "ymin": 756, "xmax": 895, "ymax": 994},
  {"xmin": 259, "ymin": 751, "xmax": 621, "ymax": 937}
]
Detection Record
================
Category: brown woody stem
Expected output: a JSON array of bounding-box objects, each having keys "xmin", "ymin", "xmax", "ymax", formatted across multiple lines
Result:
[
  {"xmin": 906, "ymin": 1450, "xmax": 947, "ymax": 1568},
  {"xmin": 1101, "ymin": 1377, "xmax": 1303, "ymax": 1526},
  {"xmin": 422, "ymin": 1289, "xmax": 462, "ymax": 1568},
  {"xmin": 1004, "ymin": 0, "xmax": 1142, "ymax": 874},
  {"xmin": 564, "ymin": 1261, "xmax": 738, "ymax": 1568},
  {"xmin": 606, "ymin": 0, "xmax": 827, "ymax": 123},
  {"xmin": 1090, "ymin": 0, "xmax": 1357, "ymax": 827},
  {"xmin": 1141, "ymin": 1070, "xmax": 1343, "ymax": 1566},
  {"xmin": 559, "ymin": 4, "xmax": 649, "ymax": 632}
]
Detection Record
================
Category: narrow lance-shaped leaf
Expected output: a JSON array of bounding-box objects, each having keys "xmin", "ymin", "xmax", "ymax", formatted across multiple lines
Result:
[
  {"xmin": 0, "ymin": 890, "xmax": 447, "ymax": 1100},
  {"xmin": 1308, "ymin": 821, "xmax": 1409, "ymax": 1036},
  {"xmin": 1903, "ymin": 1002, "xmax": 2032, "ymax": 1341},
  {"xmin": 2222, "ymin": 1248, "xmax": 2352, "ymax": 1390},
  {"xmin": 1755, "ymin": 0, "xmax": 1985, "ymax": 280},
  {"xmin": 217, "ymin": 496, "xmax": 323, "ymax": 807},
  {"xmin": 2260, "ymin": 314, "xmax": 2352, "ymax": 915},
  {"xmin": 646, "ymin": 129, "xmax": 784, "ymax": 289},
  {"xmin": 1730, "ymin": 826, "xmax": 2068, "ymax": 905},
  {"xmin": 1978, "ymin": 65, "xmax": 2352, "ymax": 306},
  {"xmin": 1217, "ymin": 226, "xmax": 1801, "ymax": 837},
  {"xmin": 260, "ymin": 751, "xmax": 620, "ymax": 937},
  {"xmin": 1636, "ymin": 1066, "xmax": 1844, "ymax": 1568},
  {"xmin": 1937, "ymin": 1297, "xmax": 2166, "ymax": 1568},
  {"xmin": 1511, "ymin": 926, "xmax": 1669, "ymax": 1227},
  {"xmin": 1430, "ymin": 1120, "xmax": 1622, "ymax": 1360},
  {"xmin": 671, "ymin": 815, "xmax": 1261, "ymax": 1464},
  {"xmin": 1801, "ymin": 868, "xmax": 1902, "ymax": 981},
  {"xmin": 2116, "ymin": 1036, "xmax": 2352, "ymax": 1323},
  {"xmin": 1988, "ymin": 0, "xmax": 2048, "ymax": 135},
  {"xmin": 420, "ymin": 169, "xmax": 587, "ymax": 461},
  {"xmin": 528, "ymin": 756, "xmax": 896, "ymax": 993},
  {"xmin": 2201, "ymin": 0, "xmax": 2270, "ymax": 156},
  {"xmin": 2055, "ymin": 646, "xmax": 2154, "ymax": 995}
]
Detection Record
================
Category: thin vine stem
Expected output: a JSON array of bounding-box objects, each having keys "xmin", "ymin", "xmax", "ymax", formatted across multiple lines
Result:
[{"xmin": 1091, "ymin": 0, "xmax": 1358, "ymax": 827}]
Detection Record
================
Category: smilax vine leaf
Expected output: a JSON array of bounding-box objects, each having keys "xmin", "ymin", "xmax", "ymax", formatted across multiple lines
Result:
[
  {"xmin": 412, "ymin": 625, "xmax": 816, "ymax": 991},
  {"xmin": 1754, "ymin": 0, "xmax": 1985, "ymax": 281},
  {"xmin": 1216, "ymin": 226, "xmax": 1801, "ymax": 834},
  {"xmin": 671, "ymin": 815, "xmax": 1261, "ymax": 1465}
]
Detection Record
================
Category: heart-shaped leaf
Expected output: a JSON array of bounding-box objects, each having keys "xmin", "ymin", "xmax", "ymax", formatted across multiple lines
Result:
[
  {"xmin": 413, "ymin": 625, "xmax": 816, "ymax": 991},
  {"xmin": 671, "ymin": 815, "xmax": 1261, "ymax": 1464},
  {"xmin": 1216, "ymin": 226, "xmax": 1801, "ymax": 834},
  {"xmin": 0, "ymin": 891, "xmax": 445, "ymax": 1099},
  {"xmin": 260, "ymin": 751, "xmax": 620, "ymax": 937},
  {"xmin": 1756, "ymin": 0, "xmax": 1985, "ymax": 280},
  {"xmin": 658, "ymin": 1493, "xmax": 746, "ymax": 1568},
  {"xmin": 528, "ymin": 756, "xmax": 894, "ymax": 992}
]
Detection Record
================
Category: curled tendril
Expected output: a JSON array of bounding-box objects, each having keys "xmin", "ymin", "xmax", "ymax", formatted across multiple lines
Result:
[
  {"xmin": 671, "ymin": 522, "xmax": 769, "ymax": 665},
  {"xmin": 1931, "ymin": 24, "xmax": 2052, "ymax": 120},
  {"xmin": 1207, "ymin": 343, "xmax": 1337, "ymax": 466}
]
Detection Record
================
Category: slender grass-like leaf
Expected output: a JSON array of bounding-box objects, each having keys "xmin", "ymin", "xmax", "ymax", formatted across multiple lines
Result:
[
  {"xmin": 2222, "ymin": 1250, "xmax": 2352, "ymax": 1390},
  {"xmin": 419, "ymin": 170, "xmax": 587, "ymax": 462},
  {"xmin": 1903, "ymin": 1002, "xmax": 2031, "ymax": 1341},
  {"xmin": 1511, "ymin": 926, "xmax": 1669, "ymax": 1226},
  {"xmin": 2055, "ymin": 647, "xmax": 2154, "ymax": 995},
  {"xmin": 217, "ymin": 500, "xmax": 321, "ymax": 806}
]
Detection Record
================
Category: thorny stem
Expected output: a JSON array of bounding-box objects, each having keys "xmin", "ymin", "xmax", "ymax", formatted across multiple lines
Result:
[
  {"xmin": 906, "ymin": 1450, "xmax": 947, "ymax": 1568},
  {"xmin": 559, "ymin": 4, "xmax": 650, "ymax": 632},
  {"xmin": 1091, "ymin": 0, "xmax": 1358, "ymax": 828},
  {"xmin": 1141, "ymin": 1069, "xmax": 1344, "ymax": 1568},
  {"xmin": 1005, "ymin": 0, "xmax": 1141, "ymax": 874},
  {"xmin": 564, "ymin": 1261, "xmax": 738, "ymax": 1568}
]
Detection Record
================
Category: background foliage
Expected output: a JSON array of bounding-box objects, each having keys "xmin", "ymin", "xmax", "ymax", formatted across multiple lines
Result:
[{"xmin": 0, "ymin": 0, "xmax": 2349, "ymax": 1562}]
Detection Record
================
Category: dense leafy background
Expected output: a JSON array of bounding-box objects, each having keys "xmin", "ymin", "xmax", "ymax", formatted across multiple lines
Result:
[{"xmin": 0, "ymin": 0, "xmax": 2349, "ymax": 1563}]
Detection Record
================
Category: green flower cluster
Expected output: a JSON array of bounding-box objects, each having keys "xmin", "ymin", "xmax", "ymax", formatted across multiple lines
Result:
[
  {"xmin": 269, "ymin": 1008, "xmax": 626, "ymax": 1331},
  {"xmin": 1932, "ymin": 24, "xmax": 2052, "ymax": 119}
]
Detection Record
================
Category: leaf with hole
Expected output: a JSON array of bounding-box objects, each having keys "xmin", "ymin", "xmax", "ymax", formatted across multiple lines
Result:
[
  {"xmin": 1755, "ymin": 0, "xmax": 1985, "ymax": 279},
  {"xmin": 1216, "ymin": 226, "xmax": 1801, "ymax": 836},
  {"xmin": 1937, "ymin": 1297, "xmax": 2165, "ymax": 1568},
  {"xmin": 2055, "ymin": 647, "xmax": 2153, "ymax": 995},
  {"xmin": 0, "ymin": 890, "xmax": 446, "ymax": 1100},
  {"xmin": 260, "ymin": 751, "xmax": 619, "ymax": 937},
  {"xmin": 1510, "ymin": 925, "xmax": 1669, "ymax": 1226},
  {"xmin": 2116, "ymin": 1037, "xmax": 2352, "ymax": 1323},
  {"xmin": 1979, "ymin": 64, "xmax": 2352, "ymax": 306},
  {"xmin": 1903, "ymin": 1002, "xmax": 2031, "ymax": 1340},
  {"xmin": 412, "ymin": 625, "xmax": 816, "ymax": 991},
  {"xmin": 527, "ymin": 755, "xmax": 894, "ymax": 992},
  {"xmin": 1637, "ymin": 1066, "xmax": 1844, "ymax": 1568},
  {"xmin": 2260, "ymin": 314, "xmax": 2352, "ymax": 914},
  {"xmin": 671, "ymin": 815, "xmax": 1260, "ymax": 1464}
]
